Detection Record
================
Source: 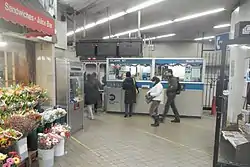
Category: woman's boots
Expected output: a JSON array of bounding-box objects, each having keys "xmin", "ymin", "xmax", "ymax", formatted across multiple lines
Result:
[{"xmin": 151, "ymin": 115, "xmax": 160, "ymax": 127}]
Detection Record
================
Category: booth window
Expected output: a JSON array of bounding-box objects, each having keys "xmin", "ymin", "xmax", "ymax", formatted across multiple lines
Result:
[
  {"xmin": 155, "ymin": 59, "xmax": 203, "ymax": 82},
  {"xmin": 108, "ymin": 59, "xmax": 152, "ymax": 81}
]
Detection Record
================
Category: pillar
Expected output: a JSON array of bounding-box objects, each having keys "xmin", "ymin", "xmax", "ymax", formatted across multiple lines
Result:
[
  {"xmin": 227, "ymin": 1, "xmax": 250, "ymax": 123},
  {"xmin": 35, "ymin": 43, "xmax": 56, "ymax": 106}
]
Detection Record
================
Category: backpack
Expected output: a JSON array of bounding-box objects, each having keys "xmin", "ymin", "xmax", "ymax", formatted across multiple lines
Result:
[{"xmin": 176, "ymin": 79, "xmax": 181, "ymax": 95}]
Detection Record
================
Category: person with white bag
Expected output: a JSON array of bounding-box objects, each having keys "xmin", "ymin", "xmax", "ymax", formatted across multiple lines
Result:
[{"xmin": 147, "ymin": 76, "xmax": 164, "ymax": 127}]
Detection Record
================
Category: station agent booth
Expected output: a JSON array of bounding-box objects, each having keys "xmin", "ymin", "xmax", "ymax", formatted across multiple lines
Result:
[{"xmin": 104, "ymin": 58, "xmax": 205, "ymax": 118}]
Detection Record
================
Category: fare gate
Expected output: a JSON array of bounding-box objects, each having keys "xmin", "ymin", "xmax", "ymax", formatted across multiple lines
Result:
[{"xmin": 202, "ymin": 50, "xmax": 230, "ymax": 110}]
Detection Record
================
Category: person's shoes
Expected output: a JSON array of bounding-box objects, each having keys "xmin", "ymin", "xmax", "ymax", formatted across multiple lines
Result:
[
  {"xmin": 124, "ymin": 115, "xmax": 128, "ymax": 118},
  {"xmin": 151, "ymin": 123, "xmax": 159, "ymax": 127},
  {"xmin": 171, "ymin": 119, "xmax": 180, "ymax": 123},
  {"xmin": 159, "ymin": 117, "xmax": 164, "ymax": 123},
  {"xmin": 151, "ymin": 115, "xmax": 160, "ymax": 127},
  {"xmin": 129, "ymin": 114, "xmax": 132, "ymax": 117}
]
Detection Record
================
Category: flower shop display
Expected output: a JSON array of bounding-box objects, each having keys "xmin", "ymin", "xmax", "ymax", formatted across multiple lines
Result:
[
  {"xmin": 40, "ymin": 108, "xmax": 67, "ymax": 125},
  {"xmin": 0, "ymin": 84, "xmax": 47, "ymax": 115},
  {"xmin": 0, "ymin": 151, "xmax": 21, "ymax": 167},
  {"xmin": 4, "ymin": 114, "xmax": 40, "ymax": 136},
  {"xmin": 50, "ymin": 124, "xmax": 71, "ymax": 156},
  {"xmin": 38, "ymin": 133, "xmax": 61, "ymax": 167}
]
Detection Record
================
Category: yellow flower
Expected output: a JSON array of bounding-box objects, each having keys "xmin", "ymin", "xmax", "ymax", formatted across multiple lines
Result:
[
  {"xmin": 0, "ymin": 153, "xmax": 7, "ymax": 161},
  {"xmin": 13, "ymin": 157, "xmax": 20, "ymax": 165}
]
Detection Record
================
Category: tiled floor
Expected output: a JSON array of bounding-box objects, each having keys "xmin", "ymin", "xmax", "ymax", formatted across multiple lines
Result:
[{"xmin": 54, "ymin": 113, "xmax": 215, "ymax": 167}]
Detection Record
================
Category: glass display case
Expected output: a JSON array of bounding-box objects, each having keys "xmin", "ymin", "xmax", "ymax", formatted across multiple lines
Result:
[
  {"xmin": 107, "ymin": 59, "xmax": 152, "ymax": 81},
  {"xmin": 155, "ymin": 59, "xmax": 204, "ymax": 82}
]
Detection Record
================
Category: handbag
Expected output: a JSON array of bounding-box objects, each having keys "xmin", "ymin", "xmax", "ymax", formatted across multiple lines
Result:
[{"xmin": 145, "ymin": 94, "xmax": 155, "ymax": 104}]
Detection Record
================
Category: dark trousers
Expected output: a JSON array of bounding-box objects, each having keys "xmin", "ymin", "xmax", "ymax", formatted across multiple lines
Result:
[
  {"xmin": 163, "ymin": 93, "xmax": 180, "ymax": 120},
  {"xmin": 125, "ymin": 103, "xmax": 133, "ymax": 115},
  {"xmin": 149, "ymin": 101, "xmax": 160, "ymax": 116},
  {"xmin": 94, "ymin": 93, "xmax": 103, "ymax": 113}
]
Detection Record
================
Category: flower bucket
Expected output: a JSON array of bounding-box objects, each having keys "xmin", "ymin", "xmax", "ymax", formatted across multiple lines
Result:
[
  {"xmin": 54, "ymin": 138, "xmax": 65, "ymax": 157},
  {"xmin": 38, "ymin": 148, "xmax": 54, "ymax": 167}
]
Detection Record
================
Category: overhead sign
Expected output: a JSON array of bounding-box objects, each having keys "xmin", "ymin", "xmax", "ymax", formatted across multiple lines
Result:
[
  {"xmin": 0, "ymin": 0, "xmax": 55, "ymax": 36},
  {"xmin": 215, "ymin": 33, "xmax": 229, "ymax": 50},
  {"xmin": 235, "ymin": 21, "xmax": 250, "ymax": 38}
]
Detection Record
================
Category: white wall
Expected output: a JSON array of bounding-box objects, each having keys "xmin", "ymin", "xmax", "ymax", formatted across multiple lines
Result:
[{"xmin": 143, "ymin": 42, "xmax": 214, "ymax": 58}]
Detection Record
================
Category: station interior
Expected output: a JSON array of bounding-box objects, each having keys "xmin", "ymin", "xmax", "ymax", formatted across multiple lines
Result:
[{"xmin": 1, "ymin": 0, "xmax": 250, "ymax": 167}]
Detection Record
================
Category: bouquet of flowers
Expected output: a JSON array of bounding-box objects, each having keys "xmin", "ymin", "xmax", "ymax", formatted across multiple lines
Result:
[
  {"xmin": 40, "ymin": 108, "xmax": 67, "ymax": 125},
  {"xmin": 0, "ymin": 84, "xmax": 48, "ymax": 113},
  {"xmin": 4, "ymin": 114, "xmax": 40, "ymax": 136},
  {"xmin": 38, "ymin": 133, "xmax": 61, "ymax": 150},
  {"xmin": 50, "ymin": 124, "xmax": 71, "ymax": 139},
  {"xmin": 0, "ymin": 151, "xmax": 21, "ymax": 167}
]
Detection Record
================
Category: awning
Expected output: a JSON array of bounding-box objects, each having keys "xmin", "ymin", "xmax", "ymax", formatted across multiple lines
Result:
[{"xmin": 0, "ymin": 0, "xmax": 55, "ymax": 36}]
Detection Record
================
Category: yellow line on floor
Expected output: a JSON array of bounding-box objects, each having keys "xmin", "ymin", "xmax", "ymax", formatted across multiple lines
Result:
[
  {"xmin": 136, "ymin": 129, "xmax": 212, "ymax": 157},
  {"xmin": 71, "ymin": 136, "xmax": 117, "ymax": 167}
]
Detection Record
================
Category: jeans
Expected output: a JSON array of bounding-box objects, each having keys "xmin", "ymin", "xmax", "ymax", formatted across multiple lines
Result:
[
  {"xmin": 125, "ymin": 103, "xmax": 133, "ymax": 116},
  {"xmin": 163, "ymin": 93, "xmax": 180, "ymax": 120}
]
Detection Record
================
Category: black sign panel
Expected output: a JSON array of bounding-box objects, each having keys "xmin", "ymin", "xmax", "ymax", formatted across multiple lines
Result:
[
  {"xmin": 234, "ymin": 21, "xmax": 250, "ymax": 38},
  {"xmin": 97, "ymin": 43, "xmax": 117, "ymax": 56},
  {"xmin": 119, "ymin": 41, "xmax": 142, "ymax": 57},
  {"xmin": 76, "ymin": 42, "xmax": 96, "ymax": 57}
]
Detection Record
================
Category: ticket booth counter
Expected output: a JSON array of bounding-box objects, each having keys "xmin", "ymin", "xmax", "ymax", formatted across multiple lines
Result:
[{"xmin": 105, "ymin": 58, "xmax": 205, "ymax": 118}]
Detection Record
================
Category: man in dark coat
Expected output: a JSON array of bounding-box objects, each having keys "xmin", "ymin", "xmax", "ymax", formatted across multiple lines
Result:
[
  {"xmin": 122, "ymin": 72, "xmax": 138, "ymax": 117},
  {"xmin": 92, "ymin": 72, "xmax": 102, "ymax": 113},
  {"xmin": 84, "ymin": 74, "xmax": 99, "ymax": 119},
  {"xmin": 161, "ymin": 69, "xmax": 180, "ymax": 123}
]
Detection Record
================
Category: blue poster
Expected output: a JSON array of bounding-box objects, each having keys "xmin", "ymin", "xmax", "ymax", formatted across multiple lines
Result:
[{"xmin": 215, "ymin": 33, "xmax": 229, "ymax": 50}]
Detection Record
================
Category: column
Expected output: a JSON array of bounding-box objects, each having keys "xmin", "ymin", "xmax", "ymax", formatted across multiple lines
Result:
[{"xmin": 227, "ymin": 1, "xmax": 250, "ymax": 123}]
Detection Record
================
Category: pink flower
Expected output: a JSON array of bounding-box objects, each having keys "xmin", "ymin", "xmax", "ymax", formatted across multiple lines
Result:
[
  {"xmin": 6, "ymin": 158, "xmax": 14, "ymax": 165},
  {"xmin": 2, "ymin": 163, "xmax": 10, "ymax": 167}
]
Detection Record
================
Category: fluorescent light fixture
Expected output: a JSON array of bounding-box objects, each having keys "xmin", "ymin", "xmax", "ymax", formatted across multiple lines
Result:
[
  {"xmin": 85, "ymin": 23, "xmax": 96, "ymax": 30},
  {"xmin": 0, "ymin": 41, "xmax": 7, "ymax": 47},
  {"xmin": 140, "ymin": 20, "xmax": 173, "ymax": 30},
  {"xmin": 213, "ymin": 23, "xmax": 230, "ymax": 29},
  {"xmin": 126, "ymin": 0, "xmax": 166, "ymax": 13},
  {"xmin": 144, "ymin": 33, "xmax": 176, "ymax": 41},
  {"xmin": 174, "ymin": 8, "xmax": 225, "ymax": 22},
  {"xmin": 194, "ymin": 36, "xmax": 215, "ymax": 41},
  {"xmin": 241, "ymin": 45, "xmax": 250, "ymax": 50},
  {"xmin": 103, "ymin": 7, "xmax": 226, "ymax": 39},
  {"xmin": 67, "ymin": 0, "xmax": 166, "ymax": 36},
  {"xmin": 109, "ymin": 11, "xmax": 126, "ymax": 20}
]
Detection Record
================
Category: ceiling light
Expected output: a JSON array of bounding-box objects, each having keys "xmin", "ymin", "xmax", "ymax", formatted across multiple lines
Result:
[
  {"xmin": 140, "ymin": 20, "xmax": 173, "ymax": 31},
  {"xmin": 109, "ymin": 12, "xmax": 127, "ymax": 20},
  {"xmin": 85, "ymin": 23, "xmax": 96, "ymax": 30},
  {"xmin": 67, "ymin": 0, "xmax": 166, "ymax": 37},
  {"xmin": 103, "ymin": 7, "xmax": 226, "ymax": 39},
  {"xmin": 214, "ymin": 24, "xmax": 230, "ymax": 29},
  {"xmin": 144, "ymin": 33, "xmax": 176, "ymax": 41},
  {"xmin": 0, "ymin": 41, "xmax": 7, "ymax": 47},
  {"xmin": 194, "ymin": 36, "xmax": 215, "ymax": 41},
  {"xmin": 241, "ymin": 45, "xmax": 250, "ymax": 50},
  {"xmin": 174, "ymin": 8, "xmax": 225, "ymax": 22},
  {"xmin": 126, "ymin": 0, "xmax": 166, "ymax": 13}
]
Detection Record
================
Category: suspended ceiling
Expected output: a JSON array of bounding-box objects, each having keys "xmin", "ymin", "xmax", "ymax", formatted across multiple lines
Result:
[{"xmin": 59, "ymin": 0, "xmax": 240, "ymax": 41}]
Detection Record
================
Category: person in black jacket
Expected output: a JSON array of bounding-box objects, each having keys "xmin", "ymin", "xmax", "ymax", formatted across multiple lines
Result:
[
  {"xmin": 84, "ymin": 74, "xmax": 99, "ymax": 120},
  {"xmin": 92, "ymin": 72, "xmax": 102, "ymax": 113},
  {"xmin": 122, "ymin": 72, "xmax": 138, "ymax": 117},
  {"xmin": 161, "ymin": 69, "xmax": 180, "ymax": 123}
]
